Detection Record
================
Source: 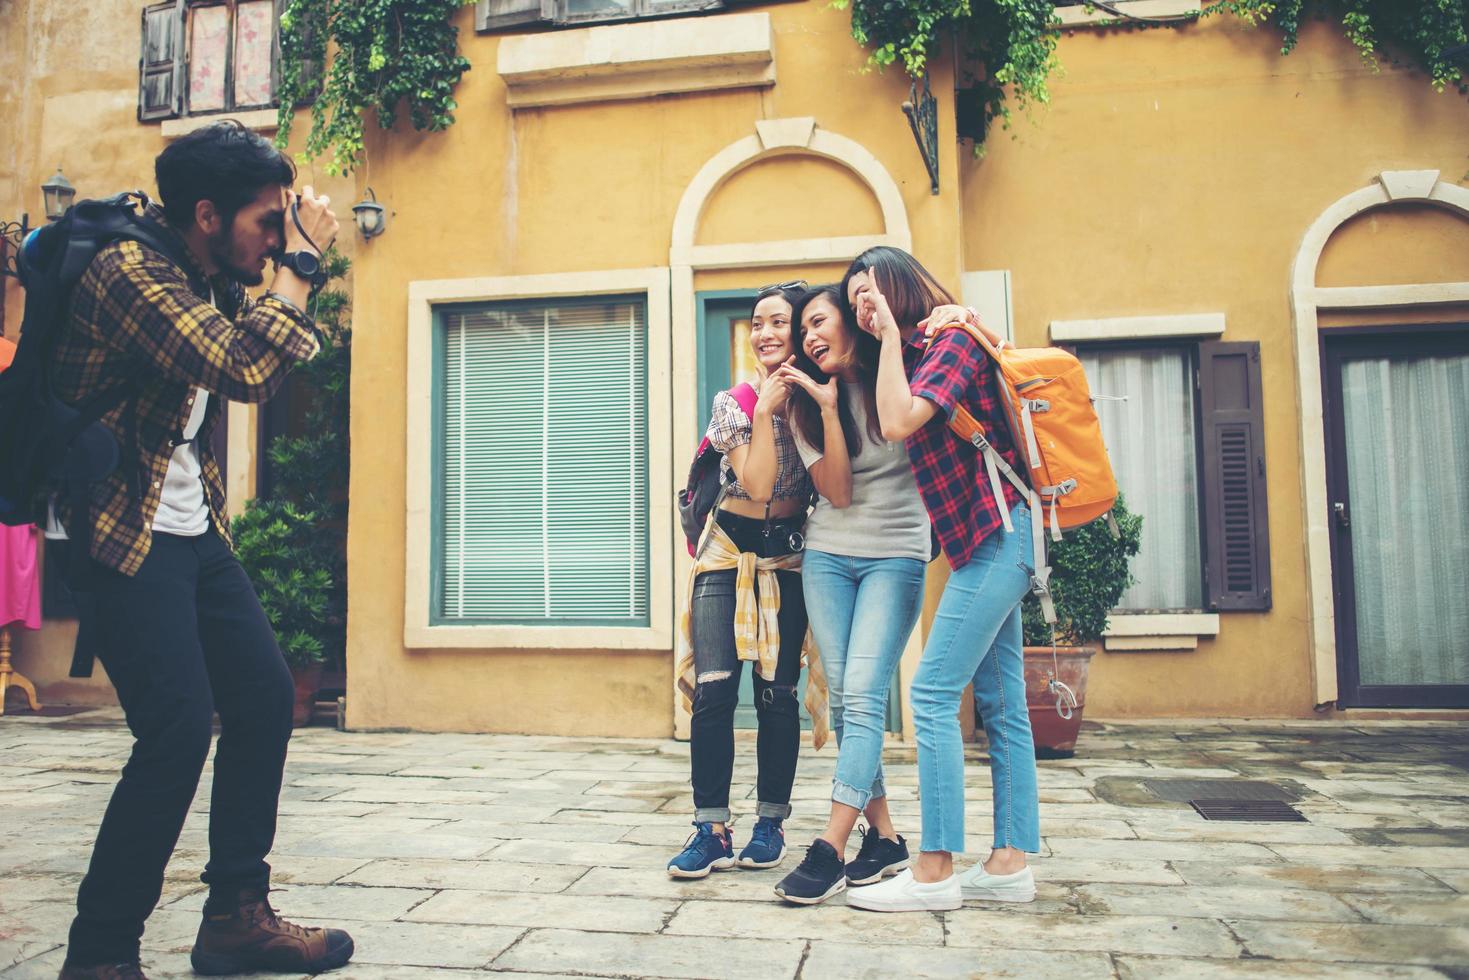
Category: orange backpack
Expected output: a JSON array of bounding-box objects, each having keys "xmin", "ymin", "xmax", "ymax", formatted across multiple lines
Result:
[{"xmin": 935, "ymin": 319, "xmax": 1119, "ymax": 626}]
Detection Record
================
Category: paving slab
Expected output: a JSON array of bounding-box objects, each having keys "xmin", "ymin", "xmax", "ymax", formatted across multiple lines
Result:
[
  {"xmin": 3, "ymin": 712, "xmax": 1466, "ymax": 978},
  {"xmin": 492, "ymin": 928, "xmax": 805, "ymax": 980}
]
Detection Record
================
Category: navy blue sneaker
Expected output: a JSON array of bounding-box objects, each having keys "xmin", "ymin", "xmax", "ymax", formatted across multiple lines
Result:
[
  {"xmin": 737, "ymin": 816, "xmax": 787, "ymax": 869},
  {"xmin": 667, "ymin": 821, "xmax": 735, "ymax": 879}
]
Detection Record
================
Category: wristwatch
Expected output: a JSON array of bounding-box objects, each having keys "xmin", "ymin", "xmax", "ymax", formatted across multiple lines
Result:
[{"xmin": 279, "ymin": 250, "xmax": 327, "ymax": 289}]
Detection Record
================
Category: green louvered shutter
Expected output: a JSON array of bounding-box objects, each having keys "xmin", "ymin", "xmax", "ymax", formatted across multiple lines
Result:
[{"xmin": 437, "ymin": 297, "xmax": 650, "ymax": 626}]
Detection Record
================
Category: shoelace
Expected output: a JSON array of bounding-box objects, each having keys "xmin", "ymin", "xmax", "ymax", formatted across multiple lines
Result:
[
  {"xmin": 852, "ymin": 823, "xmax": 881, "ymax": 862},
  {"xmin": 750, "ymin": 819, "xmax": 781, "ymax": 849},
  {"xmin": 795, "ymin": 841, "xmax": 837, "ymax": 874},
  {"xmin": 678, "ymin": 821, "xmax": 723, "ymax": 856},
  {"xmin": 242, "ymin": 893, "xmax": 313, "ymax": 941}
]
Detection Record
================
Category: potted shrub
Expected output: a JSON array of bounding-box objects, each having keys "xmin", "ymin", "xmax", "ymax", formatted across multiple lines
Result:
[
  {"xmin": 231, "ymin": 251, "xmax": 351, "ymax": 727},
  {"xmin": 1019, "ymin": 495, "xmax": 1142, "ymax": 757}
]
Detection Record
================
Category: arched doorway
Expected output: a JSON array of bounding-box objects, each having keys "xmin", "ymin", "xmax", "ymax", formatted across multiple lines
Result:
[
  {"xmin": 668, "ymin": 117, "xmax": 913, "ymax": 737},
  {"xmin": 1292, "ymin": 170, "xmax": 1469, "ymax": 708}
]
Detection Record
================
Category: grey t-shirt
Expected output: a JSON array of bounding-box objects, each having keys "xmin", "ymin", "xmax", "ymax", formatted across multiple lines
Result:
[{"xmin": 792, "ymin": 383, "xmax": 932, "ymax": 562}]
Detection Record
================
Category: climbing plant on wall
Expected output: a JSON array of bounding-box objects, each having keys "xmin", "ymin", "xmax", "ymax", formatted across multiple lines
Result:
[
  {"xmin": 275, "ymin": 0, "xmax": 476, "ymax": 175},
  {"xmin": 839, "ymin": 0, "xmax": 1468, "ymax": 151}
]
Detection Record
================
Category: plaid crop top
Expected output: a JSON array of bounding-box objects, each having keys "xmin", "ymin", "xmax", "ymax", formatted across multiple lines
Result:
[{"xmin": 705, "ymin": 383, "xmax": 814, "ymax": 503}]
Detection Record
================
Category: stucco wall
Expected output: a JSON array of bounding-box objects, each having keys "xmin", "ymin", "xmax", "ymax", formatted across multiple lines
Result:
[
  {"xmin": 961, "ymin": 14, "xmax": 1469, "ymax": 717},
  {"xmin": 0, "ymin": 0, "xmax": 354, "ymax": 707}
]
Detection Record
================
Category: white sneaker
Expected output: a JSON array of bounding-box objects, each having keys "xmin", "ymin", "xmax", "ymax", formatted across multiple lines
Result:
[
  {"xmin": 845, "ymin": 869, "xmax": 961, "ymax": 912},
  {"xmin": 957, "ymin": 863, "xmax": 1036, "ymax": 902}
]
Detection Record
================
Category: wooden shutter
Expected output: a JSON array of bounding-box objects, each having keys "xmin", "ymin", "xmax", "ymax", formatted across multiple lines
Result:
[
  {"xmin": 138, "ymin": 1, "xmax": 185, "ymax": 121},
  {"xmin": 476, "ymin": 0, "xmax": 552, "ymax": 31},
  {"xmin": 1199, "ymin": 340, "xmax": 1272, "ymax": 610}
]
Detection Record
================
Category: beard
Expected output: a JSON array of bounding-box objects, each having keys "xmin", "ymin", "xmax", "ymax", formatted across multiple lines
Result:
[{"xmin": 206, "ymin": 223, "xmax": 267, "ymax": 287}]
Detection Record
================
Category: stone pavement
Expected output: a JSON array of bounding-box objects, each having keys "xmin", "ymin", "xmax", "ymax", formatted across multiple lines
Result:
[{"xmin": 2, "ymin": 710, "xmax": 1467, "ymax": 979}]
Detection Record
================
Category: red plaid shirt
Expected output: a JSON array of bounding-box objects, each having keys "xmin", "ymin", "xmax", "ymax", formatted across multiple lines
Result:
[{"xmin": 903, "ymin": 329, "xmax": 1026, "ymax": 569}]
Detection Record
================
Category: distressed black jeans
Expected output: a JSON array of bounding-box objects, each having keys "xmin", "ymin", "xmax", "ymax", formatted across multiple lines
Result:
[
  {"xmin": 66, "ymin": 528, "xmax": 295, "ymax": 967},
  {"xmin": 688, "ymin": 511, "xmax": 807, "ymax": 824}
]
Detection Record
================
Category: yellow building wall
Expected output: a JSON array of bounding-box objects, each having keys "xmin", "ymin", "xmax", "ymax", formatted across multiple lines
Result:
[
  {"xmin": 962, "ymin": 14, "xmax": 1469, "ymax": 717},
  {"xmin": 343, "ymin": 0, "xmax": 967, "ymax": 734},
  {"xmin": 0, "ymin": 0, "xmax": 353, "ymax": 707}
]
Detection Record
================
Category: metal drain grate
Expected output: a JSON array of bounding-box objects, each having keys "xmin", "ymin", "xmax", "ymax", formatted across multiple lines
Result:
[
  {"xmin": 1142, "ymin": 778, "xmax": 1297, "ymax": 803},
  {"xmin": 1190, "ymin": 799, "xmax": 1307, "ymax": 822}
]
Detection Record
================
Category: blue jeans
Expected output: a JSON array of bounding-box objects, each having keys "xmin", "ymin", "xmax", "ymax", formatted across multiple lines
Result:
[
  {"xmin": 802, "ymin": 549, "xmax": 926, "ymax": 812},
  {"xmin": 911, "ymin": 503, "xmax": 1039, "ymax": 855}
]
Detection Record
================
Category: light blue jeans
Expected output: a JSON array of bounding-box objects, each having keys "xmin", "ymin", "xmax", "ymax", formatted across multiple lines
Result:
[
  {"xmin": 802, "ymin": 549, "xmax": 926, "ymax": 812},
  {"xmin": 911, "ymin": 503, "xmax": 1039, "ymax": 855}
]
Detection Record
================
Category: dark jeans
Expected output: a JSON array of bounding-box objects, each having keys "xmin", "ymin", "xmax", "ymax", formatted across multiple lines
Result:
[
  {"xmin": 67, "ymin": 528, "xmax": 295, "ymax": 967},
  {"xmin": 689, "ymin": 511, "xmax": 807, "ymax": 824}
]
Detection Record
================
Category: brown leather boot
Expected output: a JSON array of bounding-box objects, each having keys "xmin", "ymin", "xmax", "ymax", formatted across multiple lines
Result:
[
  {"xmin": 189, "ymin": 889, "xmax": 354, "ymax": 975},
  {"xmin": 57, "ymin": 964, "xmax": 148, "ymax": 980}
]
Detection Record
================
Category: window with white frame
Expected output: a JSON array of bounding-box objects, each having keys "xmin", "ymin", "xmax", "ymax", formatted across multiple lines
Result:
[
  {"xmin": 1080, "ymin": 345, "xmax": 1205, "ymax": 611},
  {"xmin": 434, "ymin": 296, "xmax": 650, "ymax": 627}
]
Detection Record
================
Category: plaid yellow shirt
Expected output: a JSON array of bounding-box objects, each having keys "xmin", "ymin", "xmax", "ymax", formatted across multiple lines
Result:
[{"xmin": 53, "ymin": 205, "xmax": 320, "ymax": 576}]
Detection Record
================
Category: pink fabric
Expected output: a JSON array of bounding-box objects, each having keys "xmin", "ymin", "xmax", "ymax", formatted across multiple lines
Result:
[{"xmin": 0, "ymin": 523, "xmax": 42, "ymax": 631}]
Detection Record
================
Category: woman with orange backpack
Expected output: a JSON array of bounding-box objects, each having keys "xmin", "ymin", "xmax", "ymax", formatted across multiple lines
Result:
[{"xmin": 838, "ymin": 246, "xmax": 1041, "ymax": 913}]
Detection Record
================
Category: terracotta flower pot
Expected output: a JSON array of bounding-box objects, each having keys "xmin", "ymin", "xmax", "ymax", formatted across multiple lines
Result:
[
  {"xmin": 290, "ymin": 664, "xmax": 323, "ymax": 728},
  {"xmin": 1022, "ymin": 645, "xmax": 1096, "ymax": 759}
]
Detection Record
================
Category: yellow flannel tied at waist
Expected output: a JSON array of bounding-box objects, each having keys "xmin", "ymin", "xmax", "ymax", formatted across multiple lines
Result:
[{"xmin": 676, "ymin": 522, "xmax": 830, "ymax": 750}]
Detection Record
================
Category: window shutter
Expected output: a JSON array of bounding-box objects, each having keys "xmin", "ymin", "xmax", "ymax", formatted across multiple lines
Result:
[
  {"xmin": 476, "ymin": 0, "xmax": 552, "ymax": 31},
  {"xmin": 1199, "ymin": 340, "xmax": 1272, "ymax": 611},
  {"xmin": 138, "ymin": 1, "xmax": 184, "ymax": 121},
  {"xmin": 438, "ymin": 297, "xmax": 650, "ymax": 626}
]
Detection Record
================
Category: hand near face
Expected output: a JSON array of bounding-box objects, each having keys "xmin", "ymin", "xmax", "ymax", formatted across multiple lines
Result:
[
  {"xmin": 285, "ymin": 185, "xmax": 340, "ymax": 256},
  {"xmin": 775, "ymin": 363, "xmax": 839, "ymax": 414},
  {"xmin": 757, "ymin": 356, "xmax": 796, "ymax": 413},
  {"xmin": 857, "ymin": 271, "xmax": 899, "ymax": 340}
]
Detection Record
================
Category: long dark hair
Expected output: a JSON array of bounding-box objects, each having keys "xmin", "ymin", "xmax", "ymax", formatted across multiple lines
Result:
[
  {"xmin": 841, "ymin": 245, "xmax": 955, "ymax": 336},
  {"xmin": 786, "ymin": 285, "xmax": 883, "ymax": 458}
]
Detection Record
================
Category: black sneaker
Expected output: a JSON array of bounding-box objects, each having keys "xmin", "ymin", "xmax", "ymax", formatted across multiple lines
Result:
[
  {"xmin": 844, "ymin": 824, "xmax": 910, "ymax": 885},
  {"xmin": 773, "ymin": 839, "xmax": 847, "ymax": 905}
]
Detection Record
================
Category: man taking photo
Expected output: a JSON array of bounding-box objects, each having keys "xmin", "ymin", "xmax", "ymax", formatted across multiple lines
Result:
[{"xmin": 52, "ymin": 120, "xmax": 353, "ymax": 980}]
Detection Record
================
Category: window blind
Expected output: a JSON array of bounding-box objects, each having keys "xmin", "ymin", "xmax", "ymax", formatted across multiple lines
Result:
[{"xmin": 437, "ymin": 297, "xmax": 650, "ymax": 626}]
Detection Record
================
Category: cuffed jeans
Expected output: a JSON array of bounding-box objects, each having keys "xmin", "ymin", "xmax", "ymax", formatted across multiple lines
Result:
[
  {"xmin": 66, "ymin": 528, "xmax": 295, "ymax": 967},
  {"xmin": 802, "ymin": 549, "xmax": 925, "ymax": 812},
  {"xmin": 911, "ymin": 503, "xmax": 1039, "ymax": 855},
  {"xmin": 688, "ymin": 512, "xmax": 807, "ymax": 825}
]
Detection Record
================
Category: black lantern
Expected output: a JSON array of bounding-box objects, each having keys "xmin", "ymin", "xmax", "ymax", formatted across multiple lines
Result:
[
  {"xmin": 41, "ymin": 167, "xmax": 76, "ymax": 221},
  {"xmin": 352, "ymin": 187, "xmax": 387, "ymax": 239}
]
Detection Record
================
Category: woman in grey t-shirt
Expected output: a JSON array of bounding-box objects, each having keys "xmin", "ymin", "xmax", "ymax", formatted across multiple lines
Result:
[{"xmin": 768, "ymin": 285, "xmax": 930, "ymax": 905}]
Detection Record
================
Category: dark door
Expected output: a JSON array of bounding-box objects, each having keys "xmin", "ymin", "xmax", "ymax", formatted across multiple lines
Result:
[{"xmin": 1322, "ymin": 329, "xmax": 1469, "ymax": 708}]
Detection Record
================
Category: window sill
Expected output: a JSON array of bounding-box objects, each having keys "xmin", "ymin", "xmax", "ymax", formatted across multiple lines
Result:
[
  {"xmin": 1050, "ymin": 312, "xmax": 1225, "ymax": 343},
  {"xmin": 160, "ymin": 108, "xmax": 279, "ymax": 140},
  {"xmin": 1054, "ymin": 0, "xmax": 1201, "ymax": 27},
  {"xmin": 1103, "ymin": 612, "xmax": 1219, "ymax": 652},
  {"xmin": 405, "ymin": 624, "xmax": 670, "ymax": 651},
  {"xmin": 496, "ymin": 11, "xmax": 775, "ymax": 109}
]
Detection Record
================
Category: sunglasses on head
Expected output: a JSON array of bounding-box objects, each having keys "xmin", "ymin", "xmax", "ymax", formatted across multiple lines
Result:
[{"xmin": 757, "ymin": 279, "xmax": 808, "ymax": 293}]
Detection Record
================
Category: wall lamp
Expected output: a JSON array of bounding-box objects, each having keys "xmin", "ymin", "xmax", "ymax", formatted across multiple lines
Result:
[
  {"xmin": 41, "ymin": 167, "xmax": 76, "ymax": 222},
  {"xmin": 352, "ymin": 187, "xmax": 387, "ymax": 239}
]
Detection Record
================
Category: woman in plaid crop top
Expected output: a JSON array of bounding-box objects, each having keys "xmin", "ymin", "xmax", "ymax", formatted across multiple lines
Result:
[
  {"xmin": 841, "ymin": 245, "xmax": 1042, "ymax": 913},
  {"xmin": 668, "ymin": 283, "xmax": 824, "ymax": 881}
]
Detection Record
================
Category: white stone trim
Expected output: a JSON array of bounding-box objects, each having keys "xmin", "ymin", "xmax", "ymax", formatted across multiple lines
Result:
[
  {"xmin": 496, "ymin": 13, "xmax": 775, "ymax": 108},
  {"xmin": 1055, "ymin": 0, "xmax": 1201, "ymax": 27},
  {"xmin": 961, "ymin": 270, "xmax": 1014, "ymax": 344},
  {"xmin": 161, "ymin": 108, "xmax": 278, "ymax": 139},
  {"xmin": 404, "ymin": 267, "xmax": 674, "ymax": 651},
  {"xmin": 667, "ymin": 118, "xmax": 912, "ymax": 738},
  {"xmin": 1290, "ymin": 169, "xmax": 1469, "ymax": 707},
  {"xmin": 1105, "ymin": 635, "xmax": 1199, "ymax": 651},
  {"xmin": 1105, "ymin": 613, "xmax": 1219, "ymax": 636},
  {"xmin": 1049, "ymin": 312, "xmax": 1225, "ymax": 343}
]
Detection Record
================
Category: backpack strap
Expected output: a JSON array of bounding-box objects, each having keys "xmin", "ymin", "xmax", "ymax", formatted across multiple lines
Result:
[{"xmin": 728, "ymin": 381, "xmax": 758, "ymax": 420}]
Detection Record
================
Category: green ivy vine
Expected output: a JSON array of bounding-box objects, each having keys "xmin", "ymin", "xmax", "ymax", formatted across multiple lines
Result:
[
  {"xmin": 275, "ymin": 0, "xmax": 476, "ymax": 176},
  {"xmin": 840, "ymin": 0, "xmax": 1469, "ymax": 151}
]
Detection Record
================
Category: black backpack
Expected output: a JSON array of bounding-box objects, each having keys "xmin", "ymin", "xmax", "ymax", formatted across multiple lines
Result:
[{"xmin": 0, "ymin": 191, "xmax": 197, "ymax": 531}]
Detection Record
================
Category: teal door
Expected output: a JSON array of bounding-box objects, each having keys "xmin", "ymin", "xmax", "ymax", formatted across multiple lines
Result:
[{"xmin": 695, "ymin": 292, "xmax": 902, "ymax": 733}]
